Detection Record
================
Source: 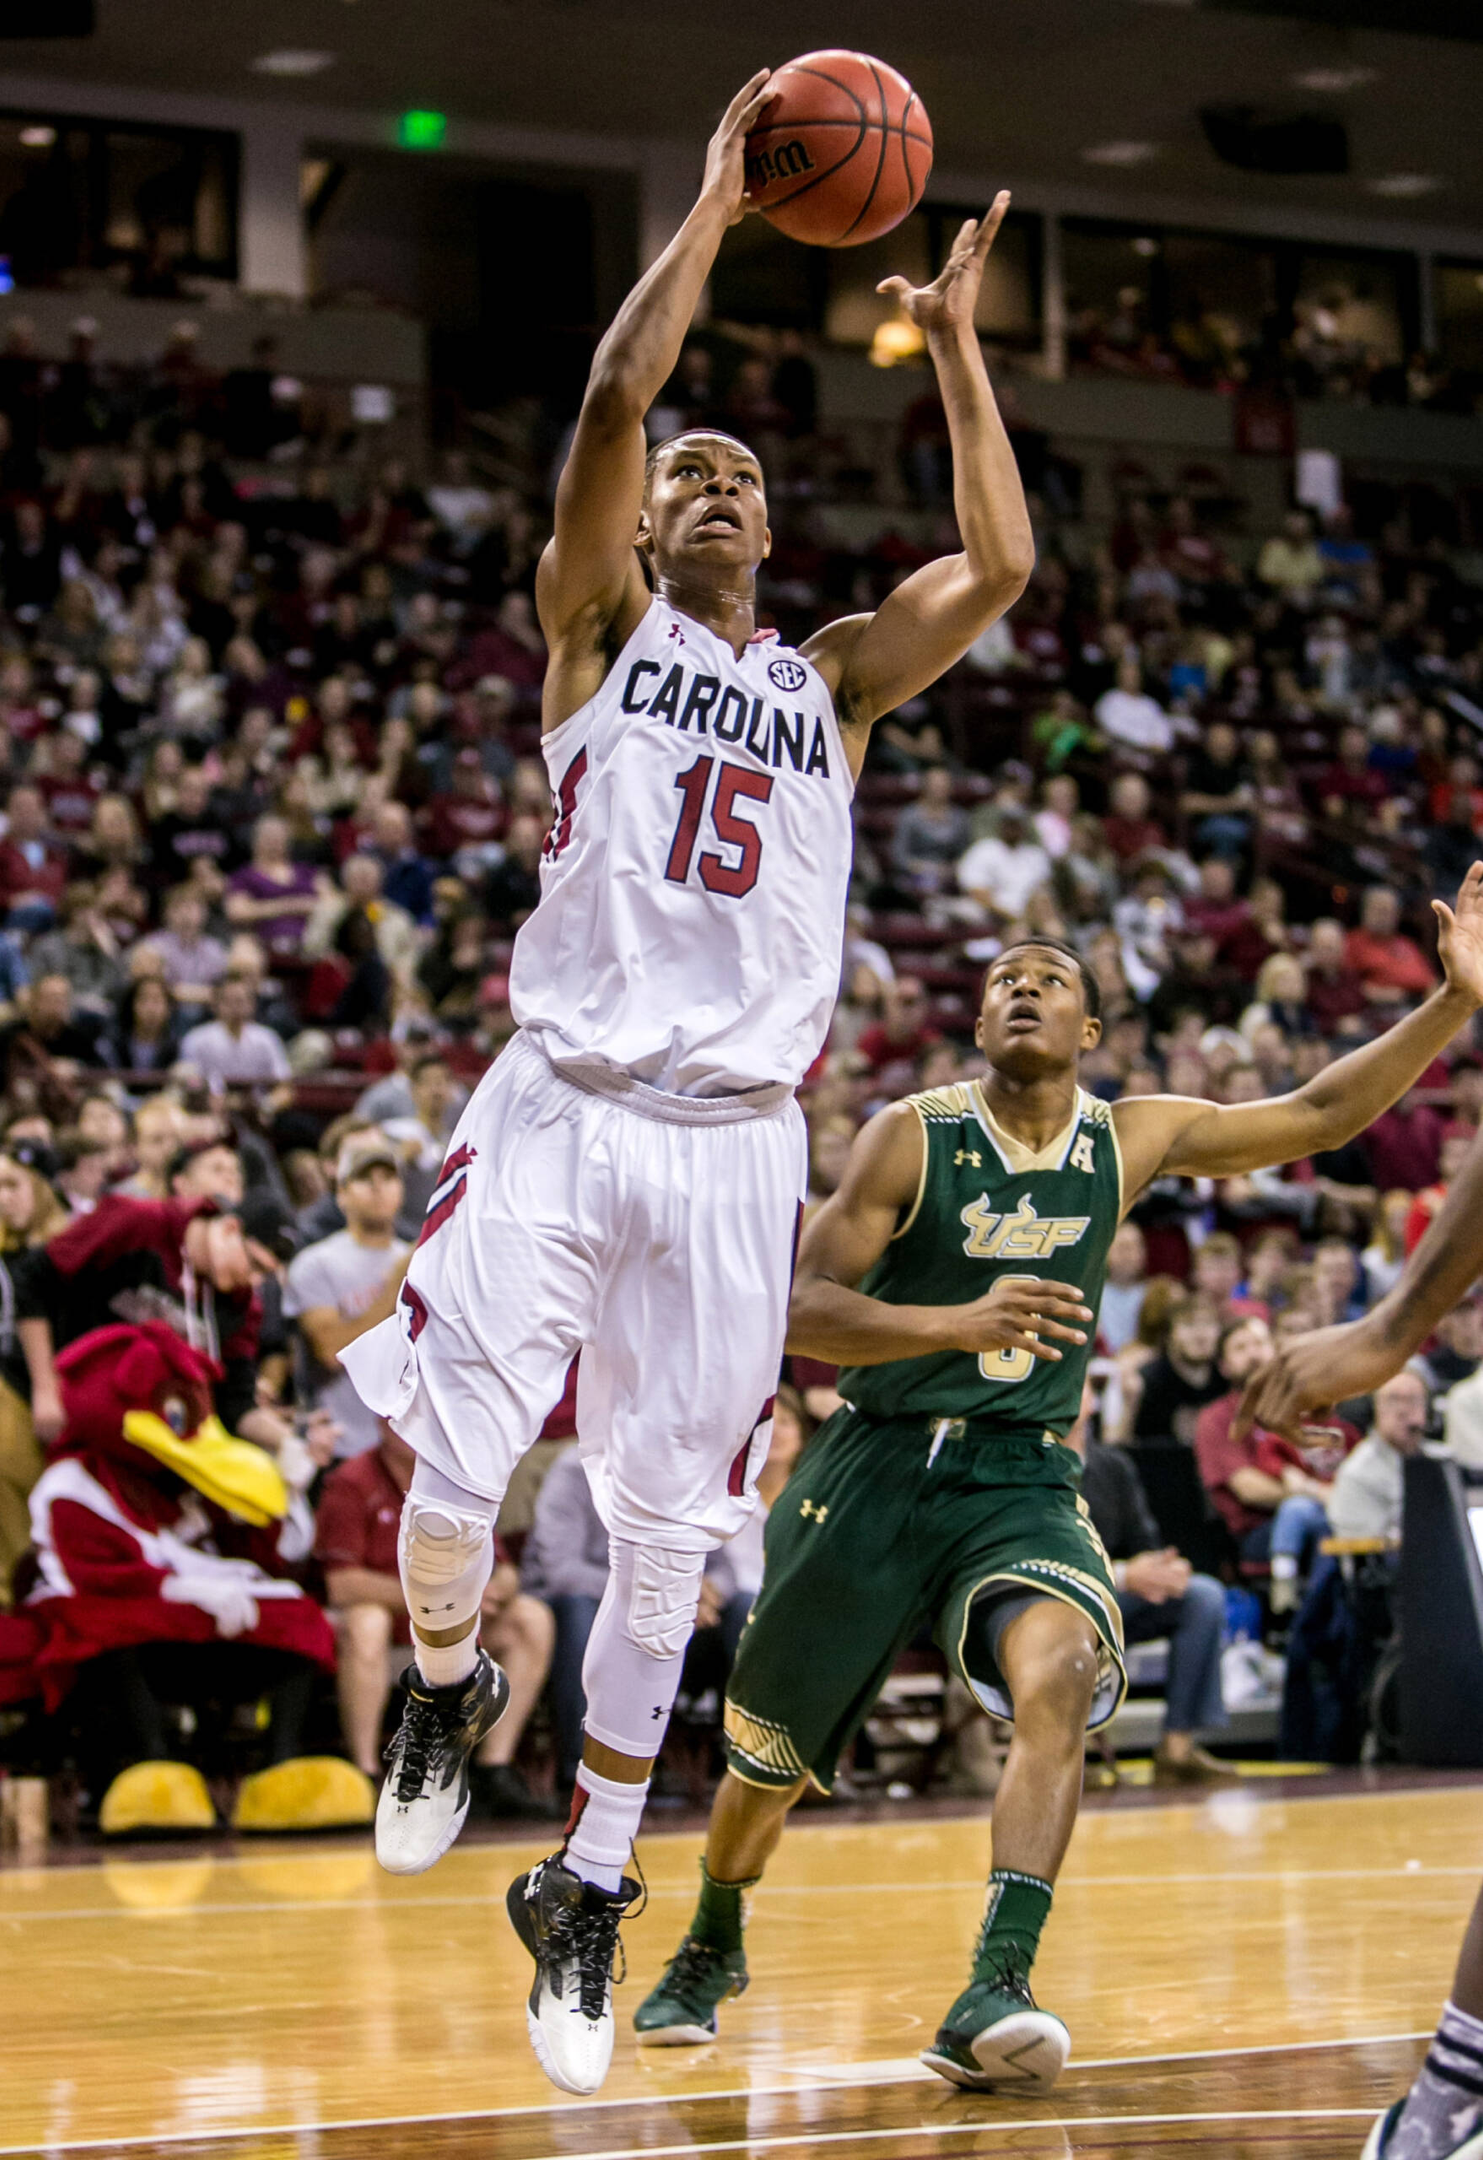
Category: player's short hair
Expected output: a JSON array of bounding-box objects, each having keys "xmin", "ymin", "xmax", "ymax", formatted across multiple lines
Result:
[
  {"xmin": 986, "ymin": 937, "xmax": 1101, "ymax": 1023},
  {"xmin": 642, "ymin": 430, "xmax": 762, "ymax": 494}
]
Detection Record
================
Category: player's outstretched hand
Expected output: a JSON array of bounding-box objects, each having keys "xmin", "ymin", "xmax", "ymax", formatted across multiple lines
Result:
[
  {"xmin": 1233, "ymin": 1315, "xmax": 1398, "ymax": 1442},
  {"xmin": 1435, "ymin": 860, "xmax": 1483, "ymax": 1008},
  {"xmin": 702, "ymin": 70, "xmax": 775, "ymax": 225},
  {"xmin": 876, "ymin": 192, "xmax": 1010, "ymax": 335},
  {"xmin": 946, "ymin": 1275, "xmax": 1092, "ymax": 1363}
]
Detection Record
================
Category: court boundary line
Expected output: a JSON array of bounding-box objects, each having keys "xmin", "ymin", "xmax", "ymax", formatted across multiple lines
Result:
[
  {"xmin": 517, "ymin": 2110, "xmax": 1382, "ymax": 2160},
  {"xmin": 0, "ymin": 2031, "xmax": 1429, "ymax": 2154}
]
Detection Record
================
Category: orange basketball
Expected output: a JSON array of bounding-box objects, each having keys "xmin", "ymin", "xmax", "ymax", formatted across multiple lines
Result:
[{"xmin": 745, "ymin": 50, "xmax": 933, "ymax": 248}]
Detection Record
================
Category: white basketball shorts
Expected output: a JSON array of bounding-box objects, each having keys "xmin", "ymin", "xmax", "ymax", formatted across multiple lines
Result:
[{"xmin": 340, "ymin": 1030, "xmax": 806, "ymax": 1552}]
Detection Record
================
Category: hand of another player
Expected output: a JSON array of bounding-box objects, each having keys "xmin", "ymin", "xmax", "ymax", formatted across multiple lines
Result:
[
  {"xmin": 1434, "ymin": 859, "xmax": 1483, "ymax": 1008},
  {"xmin": 1233, "ymin": 1315, "xmax": 1398, "ymax": 1443},
  {"xmin": 702, "ymin": 70, "xmax": 776, "ymax": 225},
  {"xmin": 877, "ymin": 193, "xmax": 1011, "ymax": 335},
  {"xmin": 696, "ymin": 1576, "xmax": 726, "ymax": 1630},
  {"xmin": 942, "ymin": 1275, "xmax": 1093, "ymax": 1362}
]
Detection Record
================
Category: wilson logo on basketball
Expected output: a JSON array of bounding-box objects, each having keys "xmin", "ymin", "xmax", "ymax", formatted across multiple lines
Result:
[
  {"xmin": 768, "ymin": 657, "xmax": 808, "ymax": 692},
  {"xmin": 746, "ymin": 139, "xmax": 816, "ymax": 191}
]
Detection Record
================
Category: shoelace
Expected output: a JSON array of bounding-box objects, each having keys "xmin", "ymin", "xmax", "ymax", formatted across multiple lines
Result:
[
  {"xmin": 548, "ymin": 1896, "xmax": 627, "ymax": 2022},
  {"xmin": 663, "ymin": 1936, "xmax": 729, "ymax": 2004},
  {"xmin": 971, "ymin": 1952, "xmax": 1035, "ymax": 2009},
  {"xmin": 388, "ymin": 1690, "xmax": 448, "ymax": 1804}
]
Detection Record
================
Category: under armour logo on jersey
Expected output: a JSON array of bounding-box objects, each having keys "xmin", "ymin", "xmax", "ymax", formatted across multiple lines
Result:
[
  {"xmin": 1069, "ymin": 1133, "xmax": 1096, "ymax": 1174},
  {"xmin": 800, "ymin": 1500, "xmax": 829, "ymax": 1523},
  {"xmin": 667, "ymin": 621, "xmax": 685, "ymax": 644},
  {"xmin": 960, "ymin": 1192, "xmax": 1091, "ymax": 1262},
  {"xmin": 955, "ymin": 1148, "xmax": 983, "ymax": 1168}
]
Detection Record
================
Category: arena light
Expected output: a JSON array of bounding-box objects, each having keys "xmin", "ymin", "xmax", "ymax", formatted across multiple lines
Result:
[
  {"xmin": 251, "ymin": 50, "xmax": 336, "ymax": 76},
  {"xmin": 869, "ymin": 317, "xmax": 926, "ymax": 368},
  {"xmin": 1082, "ymin": 141, "xmax": 1160, "ymax": 166},
  {"xmin": 18, "ymin": 126, "xmax": 55, "ymax": 147},
  {"xmin": 399, "ymin": 109, "xmax": 448, "ymax": 150},
  {"xmin": 1368, "ymin": 172, "xmax": 1444, "ymax": 197},
  {"xmin": 1292, "ymin": 67, "xmax": 1378, "ymax": 91}
]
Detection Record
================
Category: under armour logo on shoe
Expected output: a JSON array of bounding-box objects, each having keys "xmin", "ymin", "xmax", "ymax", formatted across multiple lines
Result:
[{"xmin": 800, "ymin": 1500, "xmax": 829, "ymax": 1523}]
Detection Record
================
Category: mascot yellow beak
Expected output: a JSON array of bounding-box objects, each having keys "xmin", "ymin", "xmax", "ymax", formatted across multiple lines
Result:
[{"xmin": 121, "ymin": 1411, "xmax": 289, "ymax": 1526}]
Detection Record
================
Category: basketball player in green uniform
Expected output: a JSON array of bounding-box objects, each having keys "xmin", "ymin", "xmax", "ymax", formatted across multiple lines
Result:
[{"xmin": 636, "ymin": 875, "xmax": 1483, "ymax": 2091}]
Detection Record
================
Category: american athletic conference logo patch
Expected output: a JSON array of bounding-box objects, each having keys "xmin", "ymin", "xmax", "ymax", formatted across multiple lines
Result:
[{"xmin": 768, "ymin": 657, "xmax": 808, "ymax": 693}]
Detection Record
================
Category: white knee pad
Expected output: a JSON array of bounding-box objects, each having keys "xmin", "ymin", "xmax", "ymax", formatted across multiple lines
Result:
[
  {"xmin": 619, "ymin": 1540, "xmax": 707, "ymax": 1659},
  {"xmin": 398, "ymin": 1466, "xmax": 496, "ymax": 1634},
  {"xmin": 578, "ymin": 1540, "xmax": 705, "ymax": 1758}
]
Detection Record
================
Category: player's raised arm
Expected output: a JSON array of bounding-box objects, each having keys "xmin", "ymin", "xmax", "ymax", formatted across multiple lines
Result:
[
  {"xmin": 802, "ymin": 197, "xmax": 1036, "ymax": 738},
  {"xmin": 536, "ymin": 71, "xmax": 774, "ymax": 722},
  {"xmin": 1238, "ymin": 1115, "xmax": 1483, "ymax": 1438},
  {"xmin": 789, "ymin": 1101, "xmax": 1092, "ymax": 1366},
  {"xmin": 1113, "ymin": 865, "xmax": 1483, "ymax": 1197}
]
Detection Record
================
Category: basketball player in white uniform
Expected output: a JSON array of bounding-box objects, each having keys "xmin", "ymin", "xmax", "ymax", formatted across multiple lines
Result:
[{"xmin": 341, "ymin": 68, "xmax": 1035, "ymax": 2094}]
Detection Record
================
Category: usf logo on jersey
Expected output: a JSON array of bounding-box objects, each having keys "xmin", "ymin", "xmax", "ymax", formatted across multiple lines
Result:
[{"xmin": 960, "ymin": 1192, "xmax": 1091, "ymax": 1262}]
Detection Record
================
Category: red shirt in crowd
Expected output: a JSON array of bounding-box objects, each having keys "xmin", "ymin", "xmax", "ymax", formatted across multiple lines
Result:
[
  {"xmin": 1345, "ymin": 926, "xmax": 1437, "ymax": 999},
  {"xmin": 1364, "ymin": 1102, "xmax": 1445, "ymax": 1193},
  {"xmin": 1305, "ymin": 965, "xmax": 1367, "ymax": 1034},
  {"xmin": 1101, "ymin": 814, "xmax": 1168, "ymax": 867},
  {"xmin": 1252, "ymin": 1423, "xmax": 1358, "ymax": 1486},
  {"xmin": 0, "ymin": 835, "xmax": 68, "ymax": 913},
  {"xmin": 1194, "ymin": 1390, "xmax": 1275, "ymax": 1541}
]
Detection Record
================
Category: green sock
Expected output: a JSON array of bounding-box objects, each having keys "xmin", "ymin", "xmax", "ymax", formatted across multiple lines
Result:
[
  {"xmin": 973, "ymin": 1868, "xmax": 1053, "ymax": 1983},
  {"xmin": 690, "ymin": 1861, "xmax": 757, "ymax": 1953}
]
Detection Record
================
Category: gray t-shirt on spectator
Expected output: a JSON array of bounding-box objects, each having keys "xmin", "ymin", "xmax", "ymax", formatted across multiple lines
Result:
[
  {"xmin": 178, "ymin": 1017, "xmax": 292, "ymax": 1088},
  {"xmin": 283, "ymin": 1228, "xmax": 409, "ymax": 1458}
]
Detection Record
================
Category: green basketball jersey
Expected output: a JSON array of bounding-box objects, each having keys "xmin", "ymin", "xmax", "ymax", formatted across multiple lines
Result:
[{"xmin": 838, "ymin": 1080, "xmax": 1124, "ymax": 1432}]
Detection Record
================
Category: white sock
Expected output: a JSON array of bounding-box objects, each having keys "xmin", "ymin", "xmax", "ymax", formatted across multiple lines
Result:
[
  {"xmin": 413, "ymin": 1624, "xmax": 480, "ymax": 1689},
  {"xmin": 565, "ymin": 1762, "xmax": 647, "ymax": 1894}
]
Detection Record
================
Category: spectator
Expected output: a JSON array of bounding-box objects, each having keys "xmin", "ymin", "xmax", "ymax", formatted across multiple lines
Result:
[
  {"xmin": 115, "ymin": 1094, "xmax": 186, "ymax": 1198},
  {"xmin": 1363, "ymin": 1088, "xmax": 1445, "ymax": 1195},
  {"xmin": 1180, "ymin": 720, "xmax": 1252, "ymax": 862},
  {"xmin": 25, "ymin": 884, "xmax": 127, "ymax": 1016},
  {"xmin": 482, "ymin": 812, "xmax": 544, "ymax": 932},
  {"xmin": 225, "ymin": 815, "xmax": 324, "ymax": 960},
  {"xmin": 891, "ymin": 768, "xmax": 970, "ymax": 898},
  {"xmin": 855, "ymin": 978, "xmax": 942, "ymax": 1085},
  {"xmin": 317, "ymin": 1421, "xmax": 556, "ymax": 1817},
  {"xmin": 1407, "ymin": 1297, "xmax": 1483, "ymax": 1400},
  {"xmin": 1256, "ymin": 509, "xmax": 1324, "ymax": 603},
  {"xmin": 1070, "ymin": 1381, "xmax": 1233, "ymax": 1782},
  {"xmin": 380, "ymin": 1054, "xmax": 459, "ymax": 1230},
  {"xmin": 1194, "ymin": 1314, "xmax": 1350, "ymax": 1608},
  {"xmin": 956, "ymin": 803, "xmax": 1052, "ymax": 923},
  {"xmin": 370, "ymin": 799, "xmax": 436, "ymax": 927},
  {"xmin": 0, "ymin": 784, "xmax": 68, "ymax": 929},
  {"xmin": 110, "ymin": 975, "xmax": 184, "ymax": 1074},
  {"xmin": 1361, "ymin": 1188, "xmax": 1415, "ymax": 1305},
  {"xmin": 1345, "ymin": 887, "xmax": 1437, "ymax": 1008},
  {"xmin": 1101, "ymin": 772, "xmax": 1168, "ymax": 869},
  {"xmin": 179, "ymin": 974, "xmax": 292, "ymax": 1091},
  {"xmin": 1126, "ymin": 1295, "xmax": 1226, "ymax": 1447},
  {"xmin": 1304, "ymin": 918, "xmax": 1367, "ymax": 1037},
  {"xmin": 1329, "ymin": 1370, "xmax": 1429, "ymax": 1542},
  {"xmin": 1099, "ymin": 1220, "xmax": 1148, "ymax": 1353},
  {"xmin": 1190, "ymin": 1232, "xmax": 1246, "ymax": 1317},
  {"xmin": 282, "ymin": 1132, "xmax": 410, "ymax": 1460},
  {"xmin": 137, "ymin": 885, "xmax": 229, "ymax": 1010},
  {"xmin": 1094, "ymin": 654, "xmax": 1174, "ymax": 754}
]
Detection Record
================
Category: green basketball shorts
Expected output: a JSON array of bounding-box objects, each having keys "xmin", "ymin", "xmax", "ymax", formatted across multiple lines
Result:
[{"xmin": 723, "ymin": 1405, "xmax": 1128, "ymax": 1793}]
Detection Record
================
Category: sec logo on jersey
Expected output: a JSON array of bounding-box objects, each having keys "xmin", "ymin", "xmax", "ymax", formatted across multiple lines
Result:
[{"xmin": 768, "ymin": 657, "xmax": 808, "ymax": 693}]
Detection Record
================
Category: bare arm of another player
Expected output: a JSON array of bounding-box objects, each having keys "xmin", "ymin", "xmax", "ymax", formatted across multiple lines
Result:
[
  {"xmin": 536, "ymin": 71, "xmax": 775, "ymax": 730},
  {"xmin": 803, "ymin": 201, "xmax": 1036, "ymax": 739},
  {"xmin": 1113, "ymin": 865, "xmax": 1483, "ymax": 1199},
  {"xmin": 1238, "ymin": 1118, "xmax": 1483, "ymax": 1438},
  {"xmin": 787, "ymin": 1102, "xmax": 1093, "ymax": 1366}
]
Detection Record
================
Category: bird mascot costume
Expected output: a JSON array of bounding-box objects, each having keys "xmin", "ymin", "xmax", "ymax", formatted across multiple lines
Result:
[{"xmin": 24, "ymin": 1321, "xmax": 373, "ymax": 1834}]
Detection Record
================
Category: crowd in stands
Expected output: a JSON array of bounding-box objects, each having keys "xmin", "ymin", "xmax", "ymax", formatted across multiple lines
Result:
[
  {"xmin": 1064, "ymin": 285, "xmax": 1483, "ymax": 415},
  {"xmin": 0, "ymin": 306, "xmax": 1479, "ymax": 1827}
]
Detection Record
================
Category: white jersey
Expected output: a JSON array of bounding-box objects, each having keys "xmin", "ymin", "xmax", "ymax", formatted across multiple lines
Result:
[{"xmin": 510, "ymin": 596, "xmax": 855, "ymax": 1096}]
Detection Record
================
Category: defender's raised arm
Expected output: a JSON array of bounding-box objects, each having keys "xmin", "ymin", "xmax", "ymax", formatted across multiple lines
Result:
[{"xmin": 536, "ymin": 71, "xmax": 774, "ymax": 722}]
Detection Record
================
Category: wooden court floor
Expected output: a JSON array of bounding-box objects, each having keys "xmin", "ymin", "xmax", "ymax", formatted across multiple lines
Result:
[{"xmin": 4, "ymin": 1775, "xmax": 1482, "ymax": 2160}]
